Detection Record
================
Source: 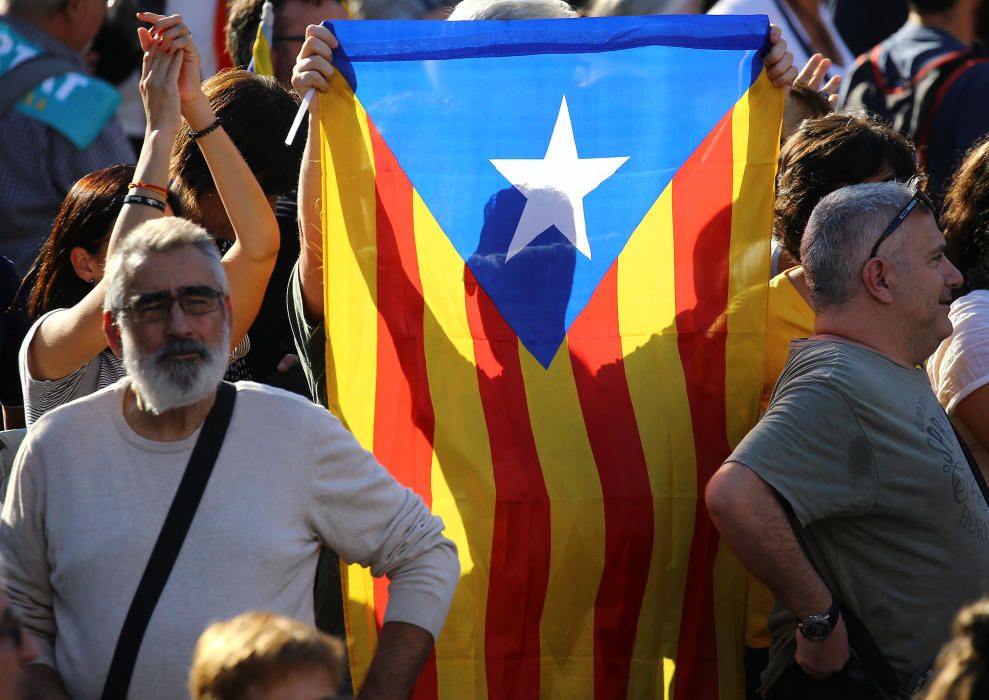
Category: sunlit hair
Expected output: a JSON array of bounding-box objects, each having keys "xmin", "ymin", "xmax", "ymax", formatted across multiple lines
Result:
[
  {"xmin": 448, "ymin": 0, "xmax": 575, "ymax": 19},
  {"xmin": 775, "ymin": 113, "xmax": 918, "ymax": 263},
  {"xmin": 923, "ymin": 599, "xmax": 989, "ymax": 700},
  {"xmin": 942, "ymin": 137, "xmax": 989, "ymax": 295},
  {"xmin": 25, "ymin": 165, "xmax": 132, "ymax": 321},
  {"xmin": 170, "ymin": 70, "xmax": 303, "ymax": 221},
  {"xmin": 189, "ymin": 611, "xmax": 344, "ymax": 700},
  {"xmin": 801, "ymin": 180, "xmax": 922, "ymax": 311},
  {"xmin": 103, "ymin": 218, "xmax": 228, "ymax": 313}
]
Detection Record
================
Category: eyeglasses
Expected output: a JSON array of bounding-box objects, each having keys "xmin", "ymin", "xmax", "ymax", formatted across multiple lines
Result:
[
  {"xmin": 0, "ymin": 605, "xmax": 23, "ymax": 649},
  {"xmin": 868, "ymin": 191, "xmax": 936, "ymax": 259},
  {"xmin": 272, "ymin": 34, "xmax": 308, "ymax": 43},
  {"xmin": 120, "ymin": 286, "xmax": 225, "ymax": 324}
]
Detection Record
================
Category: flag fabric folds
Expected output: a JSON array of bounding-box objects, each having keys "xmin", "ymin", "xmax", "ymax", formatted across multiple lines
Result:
[
  {"xmin": 318, "ymin": 16, "xmax": 783, "ymax": 699},
  {"xmin": 248, "ymin": 0, "xmax": 275, "ymax": 76}
]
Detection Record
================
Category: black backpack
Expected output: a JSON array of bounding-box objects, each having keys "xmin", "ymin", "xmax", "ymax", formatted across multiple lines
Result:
[{"xmin": 841, "ymin": 45, "xmax": 987, "ymax": 171}]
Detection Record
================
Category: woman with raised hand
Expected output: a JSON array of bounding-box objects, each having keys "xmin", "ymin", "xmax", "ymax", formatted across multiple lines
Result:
[{"xmin": 19, "ymin": 12, "xmax": 279, "ymax": 426}]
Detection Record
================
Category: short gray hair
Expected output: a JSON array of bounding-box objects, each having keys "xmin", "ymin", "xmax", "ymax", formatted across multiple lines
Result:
[
  {"xmin": 448, "ymin": 0, "xmax": 576, "ymax": 20},
  {"xmin": 801, "ymin": 180, "xmax": 923, "ymax": 310},
  {"xmin": 0, "ymin": 0, "xmax": 69, "ymax": 15},
  {"xmin": 104, "ymin": 218, "xmax": 229, "ymax": 313}
]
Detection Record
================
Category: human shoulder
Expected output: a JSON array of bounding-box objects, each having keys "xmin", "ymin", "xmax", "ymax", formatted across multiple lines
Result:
[{"xmin": 230, "ymin": 381, "xmax": 339, "ymax": 429}]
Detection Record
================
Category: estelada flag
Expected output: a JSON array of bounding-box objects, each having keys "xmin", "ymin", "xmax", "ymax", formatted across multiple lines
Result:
[{"xmin": 317, "ymin": 15, "xmax": 782, "ymax": 699}]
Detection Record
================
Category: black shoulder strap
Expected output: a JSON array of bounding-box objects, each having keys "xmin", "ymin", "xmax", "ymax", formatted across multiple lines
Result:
[
  {"xmin": 100, "ymin": 382, "xmax": 238, "ymax": 700},
  {"xmin": 0, "ymin": 54, "xmax": 76, "ymax": 118}
]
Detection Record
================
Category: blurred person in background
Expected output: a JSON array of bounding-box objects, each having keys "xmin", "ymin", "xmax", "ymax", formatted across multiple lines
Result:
[
  {"xmin": 0, "ymin": 0, "xmax": 133, "ymax": 274},
  {"xmin": 708, "ymin": 0, "xmax": 854, "ymax": 76},
  {"xmin": 923, "ymin": 599, "xmax": 989, "ymax": 700},
  {"xmin": 190, "ymin": 612, "xmax": 344, "ymax": 700},
  {"xmin": 928, "ymin": 136, "xmax": 989, "ymax": 479},
  {"xmin": 226, "ymin": 0, "xmax": 348, "ymax": 86},
  {"xmin": 840, "ymin": 0, "xmax": 989, "ymax": 203}
]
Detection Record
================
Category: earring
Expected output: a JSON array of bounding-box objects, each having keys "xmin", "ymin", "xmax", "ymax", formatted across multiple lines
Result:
[{"xmin": 88, "ymin": 278, "xmax": 96, "ymax": 285}]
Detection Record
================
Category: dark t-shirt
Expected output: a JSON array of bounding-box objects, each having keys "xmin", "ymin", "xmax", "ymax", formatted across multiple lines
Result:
[
  {"xmin": 729, "ymin": 339, "xmax": 989, "ymax": 687},
  {"xmin": 854, "ymin": 24, "xmax": 989, "ymax": 201}
]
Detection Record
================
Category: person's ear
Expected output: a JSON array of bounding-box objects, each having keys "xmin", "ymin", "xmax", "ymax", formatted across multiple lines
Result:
[
  {"xmin": 69, "ymin": 246, "xmax": 101, "ymax": 285},
  {"xmin": 861, "ymin": 257, "xmax": 895, "ymax": 304},
  {"xmin": 104, "ymin": 311, "xmax": 124, "ymax": 359}
]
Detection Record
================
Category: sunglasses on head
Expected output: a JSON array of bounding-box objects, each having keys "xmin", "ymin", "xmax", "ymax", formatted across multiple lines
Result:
[{"xmin": 868, "ymin": 191, "xmax": 936, "ymax": 260}]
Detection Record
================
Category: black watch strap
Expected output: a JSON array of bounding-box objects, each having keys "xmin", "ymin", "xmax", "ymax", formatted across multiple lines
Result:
[{"xmin": 798, "ymin": 598, "xmax": 841, "ymax": 640}]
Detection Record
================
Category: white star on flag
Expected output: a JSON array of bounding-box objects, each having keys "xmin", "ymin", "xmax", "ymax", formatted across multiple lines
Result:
[{"xmin": 490, "ymin": 96, "xmax": 629, "ymax": 262}]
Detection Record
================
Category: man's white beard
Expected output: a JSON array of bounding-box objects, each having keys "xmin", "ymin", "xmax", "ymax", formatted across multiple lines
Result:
[{"xmin": 121, "ymin": 323, "xmax": 230, "ymax": 415}]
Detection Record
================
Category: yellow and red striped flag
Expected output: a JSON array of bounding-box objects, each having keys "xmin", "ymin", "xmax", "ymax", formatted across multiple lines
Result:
[{"xmin": 318, "ymin": 15, "xmax": 782, "ymax": 699}]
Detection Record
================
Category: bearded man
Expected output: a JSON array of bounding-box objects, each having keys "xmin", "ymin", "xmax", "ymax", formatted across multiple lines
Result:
[{"xmin": 0, "ymin": 218, "xmax": 459, "ymax": 700}]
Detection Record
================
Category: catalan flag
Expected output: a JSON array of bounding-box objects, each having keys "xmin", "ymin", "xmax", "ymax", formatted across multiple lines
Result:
[
  {"xmin": 248, "ymin": 0, "xmax": 275, "ymax": 76},
  {"xmin": 318, "ymin": 16, "xmax": 782, "ymax": 699}
]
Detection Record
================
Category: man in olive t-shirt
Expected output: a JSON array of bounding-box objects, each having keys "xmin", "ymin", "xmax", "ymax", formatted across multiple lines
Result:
[{"xmin": 707, "ymin": 181, "xmax": 989, "ymax": 696}]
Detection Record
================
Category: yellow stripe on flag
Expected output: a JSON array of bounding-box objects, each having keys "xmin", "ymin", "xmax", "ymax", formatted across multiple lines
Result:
[
  {"xmin": 518, "ymin": 342, "xmax": 603, "ymax": 698},
  {"xmin": 618, "ymin": 183, "xmax": 698, "ymax": 699},
  {"xmin": 714, "ymin": 70, "xmax": 784, "ymax": 700},
  {"xmin": 413, "ymin": 193, "xmax": 494, "ymax": 699},
  {"xmin": 251, "ymin": 32, "xmax": 274, "ymax": 77},
  {"xmin": 319, "ymin": 76, "xmax": 380, "ymax": 686}
]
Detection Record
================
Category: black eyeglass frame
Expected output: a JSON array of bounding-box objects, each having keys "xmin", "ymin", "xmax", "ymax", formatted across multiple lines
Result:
[
  {"xmin": 118, "ymin": 286, "xmax": 226, "ymax": 324},
  {"xmin": 868, "ymin": 191, "xmax": 936, "ymax": 260}
]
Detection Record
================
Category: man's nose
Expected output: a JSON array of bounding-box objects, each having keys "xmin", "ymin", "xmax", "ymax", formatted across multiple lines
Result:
[
  {"xmin": 164, "ymin": 300, "xmax": 194, "ymax": 334},
  {"xmin": 945, "ymin": 258, "xmax": 964, "ymax": 289}
]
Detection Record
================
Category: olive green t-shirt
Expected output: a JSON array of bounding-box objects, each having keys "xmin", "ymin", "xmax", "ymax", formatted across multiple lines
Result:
[{"xmin": 729, "ymin": 339, "xmax": 989, "ymax": 687}]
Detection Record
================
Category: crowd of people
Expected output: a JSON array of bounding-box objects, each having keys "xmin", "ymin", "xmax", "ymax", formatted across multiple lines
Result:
[{"xmin": 2, "ymin": 0, "xmax": 989, "ymax": 698}]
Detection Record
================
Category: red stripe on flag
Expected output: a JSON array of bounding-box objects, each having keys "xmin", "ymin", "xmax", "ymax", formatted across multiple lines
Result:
[
  {"xmin": 465, "ymin": 271, "xmax": 550, "ymax": 700},
  {"xmin": 671, "ymin": 108, "xmax": 736, "ymax": 698},
  {"xmin": 368, "ymin": 121, "xmax": 438, "ymax": 699},
  {"xmin": 568, "ymin": 266, "xmax": 655, "ymax": 700}
]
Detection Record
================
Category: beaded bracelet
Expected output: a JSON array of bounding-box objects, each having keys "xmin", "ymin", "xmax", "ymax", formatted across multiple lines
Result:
[
  {"xmin": 188, "ymin": 117, "xmax": 222, "ymax": 141},
  {"xmin": 122, "ymin": 194, "xmax": 166, "ymax": 212},
  {"xmin": 128, "ymin": 181, "xmax": 168, "ymax": 198}
]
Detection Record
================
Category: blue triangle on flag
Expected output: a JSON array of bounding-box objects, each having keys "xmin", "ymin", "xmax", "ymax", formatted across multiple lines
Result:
[{"xmin": 329, "ymin": 16, "xmax": 766, "ymax": 367}]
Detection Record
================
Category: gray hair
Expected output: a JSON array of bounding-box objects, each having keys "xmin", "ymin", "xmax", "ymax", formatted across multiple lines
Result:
[
  {"xmin": 801, "ymin": 180, "xmax": 923, "ymax": 311},
  {"xmin": 0, "ymin": 0, "xmax": 69, "ymax": 15},
  {"xmin": 448, "ymin": 0, "xmax": 576, "ymax": 20},
  {"xmin": 104, "ymin": 218, "xmax": 229, "ymax": 313}
]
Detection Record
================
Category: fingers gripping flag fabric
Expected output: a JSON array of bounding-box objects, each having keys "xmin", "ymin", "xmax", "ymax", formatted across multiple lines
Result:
[{"xmin": 318, "ymin": 16, "xmax": 782, "ymax": 699}]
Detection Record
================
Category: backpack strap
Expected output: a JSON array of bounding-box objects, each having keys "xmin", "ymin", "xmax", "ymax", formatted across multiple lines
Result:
[
  {"xmin": 99, "ymin": 382, "xmax": 238, "ymax": 700},
  {"xmin": 916, "ymin": 54, "xmax": 989, "ymax": 167},
  {"xmin": 0, "ymin": 54, "xmax": 76, "ymax": 118}
]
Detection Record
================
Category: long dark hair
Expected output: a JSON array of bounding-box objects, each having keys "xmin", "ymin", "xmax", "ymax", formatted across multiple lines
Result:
[
  {"xmin": 943, "ymin": 137, "xmax": 989, "ymax": 295},
  {"xmin": 26, "ymin": 164, "xmax": 134, "ymax": 321}
]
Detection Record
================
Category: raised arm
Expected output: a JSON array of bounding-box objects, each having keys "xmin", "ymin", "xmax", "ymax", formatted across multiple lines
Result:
[
  {"xmin": 138, "ymin": 11, "xmax": 280, "ymax": 350},
  {"xmin": 292, "ymin": 24, "xmax": 339, "ymax": 323},
  {"xmin": 26, "ymin": 42, "xmax": 182, "ymax": 381},
  {"xmin": 706, "ymin": 460, "xmax": 848, "ymax": 678}
]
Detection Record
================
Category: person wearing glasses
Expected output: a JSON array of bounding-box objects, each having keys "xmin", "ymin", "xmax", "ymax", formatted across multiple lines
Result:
[
  {"xmin": 0, "ymin": 556, "xmax": 38, "ymax": 700},
  {"xmin": 706, "ymin": 181, "xmax": 989, "ymax": 698},
  {"xmin": 18, "ymin": 11, "xmax": 281, "ymax": 426},
  {"xmin": 1, "ymin": 216, "xmax": 458, "ymax": 698}
]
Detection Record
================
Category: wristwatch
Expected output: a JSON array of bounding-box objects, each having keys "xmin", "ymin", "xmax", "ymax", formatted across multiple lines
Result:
[{"xmin": 797, "ymin": 599, "xmax": 841, "ymax": 641}]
